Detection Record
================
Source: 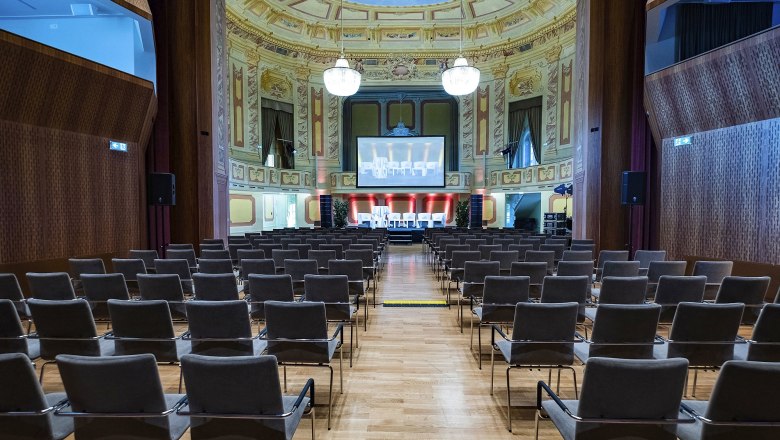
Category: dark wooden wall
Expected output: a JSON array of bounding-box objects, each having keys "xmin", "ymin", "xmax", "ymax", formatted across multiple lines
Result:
[{"xmin": 0, "ymin": 31, "xmax": 157, "ymax": 290}]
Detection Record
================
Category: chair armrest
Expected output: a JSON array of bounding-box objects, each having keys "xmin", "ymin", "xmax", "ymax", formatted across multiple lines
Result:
[
  {"xmin": 176, "ymin": 379, "xmax": 315, "ymax": 419},
  {"xmin": 680, "ymin": 402, "xmax": 780, "ymax": 427},
  {"xmin": 56, "ymin": 399, "xmax": 185, "ymax": 418},
  {"xmin": 0, "ymin": 398, "xmax": 68, "ymax": 417}
]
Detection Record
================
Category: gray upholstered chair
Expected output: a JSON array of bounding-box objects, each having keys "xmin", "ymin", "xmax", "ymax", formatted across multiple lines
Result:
[
  {"xmin": 0, "ymin": 353, "xmax": 73, "ymax": 439},
  {"xmin": 168, "ymin": 243, "xmax": 194, "ymax": 251},
  {"xmin": 561, "ymin": 250, "xmax": 593, "ymax": 262},
  {"xmin": 328, "ymin": 260, "xmax": 367, "ymax": 330},
  {"xmin": 284, "ymin": 259, "xmax": 318, "ymax": 296},
  {"xmin": 185, "ymin": 300, "xmax": 265, "ymax": 357},
  {"xmin": 634, "ymin": 250, "xmax": 667, "ymax": 276},
  {"xmin": 0, "ymin": 273, "xmax": 31, "ymax": 324},
  {"xmin": 646, "ymin": 261, "xmax": 688, "ymax": 299},
  {"xmin": 192, "ymin": 273, "xmax": 240, "ymax": 301},
  {"xmin": 55, "ymin": 353, "xmax": 189, "ymax": 439},
  {"xmin": 26, "ymin": 273, "xmax": 76, "ymax": 301},
  {"xmin": 525, "ymin": 250, "xmax": 555, "ymax": 275},
  {"xmin": 154, "ymin": 259, "xmax": 193, "ymax": 293},
  {"xmin": 458, "ymin": 261, "xmax": 501, "ymax": 332},
  {"xmin": 280, "ymin": 238, "xmax": 302, "ymax": 249},
  {"xmin": 309, "ymin": 250, "xmax": 337, "ymax": 273},
  {"xmin": 519, "ymin": 238, "xmax": 541, "ymax": 250},
  {"xmin": 654, "ymin": 302, "xmax": 744, "ymax": 396},
  {"xmin": 540, "ymin": 244, "xmax": 565, "ymax": 262},
  {"xmin": 229, "ymin": 243, "xmax": 254, "ymax": 264},
  {"xmin": 471, "ymin": 275, "xmax": 530, "ymax": 369},
  {"xmin": 111, "ymin": 258, "xmax": 147, "ymax": 293},
  {"xmin": 107, "ymin": 299, "xmax": 189, "ymax": 364},
  {"xmin": 80, "ymin": 273, "xmax": 130, "ymax": 322},
  {"xmin": 240, "ymin": 259, "xmax": 276, "ymax": 281},
  {"xmin": 575, "ymin": 304, "xmax": 661, "ymax": 364},
  {"xmin": 679, "ymin": 360, "xmax": 780, "ymax": 440},
  {"xmin": 444, "ymin": 249, "xmax": 479, "ymax": 296},
  {"xmin": 332, "ymin": 239, "xmax": 353, "ymax": 253},
  {"xmin": 600, "ymin": 261, "xmax": 640, "ymax": 279},
  {"xmin": 318, "ymin": 244, "xmax": 343, "ymax": 260},
  {"xmin": 594, "ymin": 250, "xmax": 630, "ymax": 281},
  {"xmin": 137, "ymin": 274, "xmax": 187, "ymax": 320},
  {"xmin": 200, "ymin": 250, "xmax": 231, "ymax": 261},
  {"xmin": 0, "ymin": 299, "xmax": 39, "ymax": 359},
  {"xmin": 27, "ymin": 299, "xmax": 115, "ymax": 382},
  {"xmin": 479, "ymin": 244, "xmax": 502, "ymax": 261},
  {"xmin": 692, "ymin": 260, "xmax": 733, "ymax": 301},
  {"xmin": 465, "ymin": 238, "xmax": 487, "ymax": 252},
  {"xmin": 272, "ymin": 250, "xmax": 300, "ymax": 274},
  {"xmin": 490, "ymin": 251, "xmax": 519, "ymax": 275},
  {"xmin": 199, "ymin": 244, "xmax": 225, "ymax": 254},
  {"xmin": 263, "ymin": 301, "xmax": 343, "ymax": 430},
  {"xmin": 129, "ymin": 250, "xmax": 159, "ymax": 272},
  {"xmin": 288, "ymin": 244, "xmax": 312, "ymax": 260},
  {"xmin": 510, "ymin": 262, "xmax": 548, "ymax": 299},
  {"xmin": 166, "ymin": 249, "xmax": 198, "ymax": 270},
  {"xmin": 538, "ymin": 357, "xmax": 691, "ymax": 439},
  {"xmin": 197, "ymin": 259, "xmax": 234, "ymax": 275},
  {"xmin": 345, "ymin": 249, "xmax": 378, "ymax": 306},
  {"xmin": 491, "ymin": 302, "xmax": 581, "ymax": 432},
  {"xmin": 570, "ymin": 243, "xmax": 595, "ymax": 252},
  {"xmin": 493, "ymin": 238, "xmax": 515, "ymax": 251},
  {"xmin": 734, "ymin": 304, "xmax": 780, "ymax": 362},
  {"xmin": 306, "ymin": 238, "xmax": 327, "ymax": 250},
  {"xmin": 236, "ymin": 249, "xmax": 265, "ymax": 265},
  {"xmin": 247, "ymin": 274, "xmax": 294, "ymax": 321},
  {"xmin": 653, "ymin": 275, "xmax": 707, "ymax": 323},
  {"xmin": 508, "ymin": 244, "xmax": 534, "ymax": 260},
  {"xmin": 179, "ymin": 354, "xmax": 314, "ymax": 440},
  {"xmin": 304, "ymin": 274, "xmax": 358, "ymax": 366},
  {"xmin": 541, "ymin": 275, "xmax": 591, "ymax": 323},
  {"xmin": 715, "ymin": 276, "xmax": 770, "ymax": 324},
  {"xmin": 68, "ymin": 258, "xmax": 106, "ymax": 291},
  {"xmin": 588, "ymin": 276, "xmax": 648, "ymax": 312},
  {"xmin": 201, "ymin": 239, "xmax": 224, "ymax": 247}
]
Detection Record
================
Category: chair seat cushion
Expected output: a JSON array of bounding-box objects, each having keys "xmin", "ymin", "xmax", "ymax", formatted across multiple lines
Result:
[
  {"xmin": 733, "ymin": 343, "xmax": 748, "ymax": 361},
  {"xmin": 676, "ymin": 400, "xmax": 708, "ymax": 440},
  {"xmin": 45, "ymin": 392, "xmax": 74, "ymax": 440},
  {"xmin": 164, "ymin": 393, "xmax": 190, "ymax": 440},
  {"xmin": 542, "ymin": 399, "xmax": 579, "ymax": 440},
  {"xmin": 282, "ymin": 395, "xmax": 310, "ymax": 440}
]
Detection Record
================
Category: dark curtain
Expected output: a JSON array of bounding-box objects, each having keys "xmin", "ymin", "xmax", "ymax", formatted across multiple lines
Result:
[
  {"xmin": 507, "ymin": 109, "xmax": 524, "ymax": 167},
  {"xmin": 276, "ymin": 110, "xmax": 294, "ymax": 169},
  {"xmin": 261, "ymin": 107, "xmax": 277, "ymax": 166},
  {"xmin": 675, "ymin": 3, "xmax": 773, "ymax": 62},
  {"xmin": 526, "ymin": 106, "xmax": 542, "ymax": 164}
]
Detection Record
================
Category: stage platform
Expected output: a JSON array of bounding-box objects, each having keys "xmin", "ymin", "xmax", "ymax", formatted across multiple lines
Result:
[{"xmin": 385, "ymin": 227, "xmax": 425, "ymax": 244}]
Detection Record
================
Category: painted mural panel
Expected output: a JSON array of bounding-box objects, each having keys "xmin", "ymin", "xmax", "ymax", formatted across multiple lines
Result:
[
  {"xmin": 559, "ymin": 59, "xmax": 573, "ymax": 145},
  {"xmin": 232, "ymin": 64, "xmax": 244, "ymax": 148},
  {"xmin": 311, "ymin": 87, "xmax": 324, "ymax": 156},
  {"xmin": 476, "ymin": 85, "xmax": 490, "ymax": 156}
]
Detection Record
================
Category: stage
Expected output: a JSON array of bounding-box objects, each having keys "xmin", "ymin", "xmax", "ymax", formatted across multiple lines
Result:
[{"xmin": 367, "ymin": 226, "xmax": 426, "ymax": 244}]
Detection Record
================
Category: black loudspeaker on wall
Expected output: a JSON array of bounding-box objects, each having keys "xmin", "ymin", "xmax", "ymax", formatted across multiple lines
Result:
[
  {"xmin": 319, "ymin": 195, "xmax": 333, "ymax": 228},
  {"xmin": 148, "ymin": 173, "xmax": 176, "ymax": 206},
  {"xmin": 469, "ymin": 194, "xmax": 483, "ymax": 228},
  {"xmin": 621, "ymin": 171, "xmax": 646, "ymax": 205}
]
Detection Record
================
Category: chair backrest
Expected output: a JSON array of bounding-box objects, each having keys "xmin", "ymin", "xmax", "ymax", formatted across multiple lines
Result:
[
  {"xmin": 561, "ymin": 250, "xmax": 593, "ymax": 262},
  {"xmin": 308, "ymin": 250, "xmax": 337, "ymax": 270},
  {"xmin": 283, "ymin": 259, "xmax": 318, "ymax": 282},
  {"xmin": 481, "ymin": 276, "xmax": 530, "ymax": 323},
  {"xmin": 229, "ymin": 243, "xmax": 254, "ymax": 262},
  {"xmin": 111, "ymin": 259, "xmax": 147, "ymax": 282},
  {"xmin": 539, "ymin": 244, "xmax": 565, "ymax": 261},
  {"xmin": 192, "ymin": 273, "xmax": 238, "ymax": 301},
  {"xmin": 345, "ymin": 249, "xmax": 374, "ymax": 268},
  {"xmin": 597, "ymin": 276, "xmax": 648, "ymax": 305},
  {"xmin": 166, "ymin": 249, "xmax": 197, "ymax": 268},
  {"xmin": 107, "ymin": 300, "xmax": 178, "ymax": 362},
  {"xmin": 304, "ymin": 275, "xmax": 351, "ymax": 320},
  {"xmin": 199, "ymin": 244, "xmax": 225, "ymax": 254},
  {"xmin": 596, "ymin": 250, "xmax": 629, "ymax": 269},
  {"xmin": 633, "ymin": 250, "xmax": 667, "ymax": 269},
  {"xmin": 240, "ymin": 259, "xmax": 276, "ymax": 280},
  {"xmin": 26, "ymin": 272, "xmax": 76, "ymax": 300},
  {"xmin": 287, "ymin": 244, "xmax": 311, "ymax": 259},
  {"xmin": 168, "ymin": 243, "xmax": 194, "ymax": 251},
  {"xmin": 479, "ymin": 244, "xmax": 502, "ymax": 261},
  {"xmin": 0, "ymin": 273, "xmax": 24, "ymax": 302},
  {"xmin": 129, "ymin": 250, "xmax": 158, "ymax": 268},
  {"xmin": 180, "ymin": 354, "xmax": 289, "ymax": 437},
  {"xmin": 465, "ymin": 239, "xmax": 487, "ymax": 251},
  {"xmin": 0, "ymin": 300, "xmax": 30, "ymax": 356},
  {"xmin": 271, "ymin": 250, "xmax": 300, "ymax": 270},
  {"xmin": 647, "ymin": 261, "xmax": 687, "ymax": 283},
  {"xmin": 57, "ymin": 354, "xmax": 175, "ymax": 437},
  {"xmin": 186, "ymin": 301, "xmax": 253, "ymax": 356},
  {"xmin": 575, "ymin": 357, "xmax": 688, "ymax": 439},
  {"xmin": 68, "ymin": 258, "xmax": 106, "ymax": 280},
  {"xmin": 197, "ymin": 259, "xmax": 234, "ymax": 275},
  {"xmin": 493, "ymin": 238, "xmax": 515, "ymax": 250},
  {"xmin": 654, "ymin": 275, "xmax": 707, "ymax": 322},
  {"xmin": 27, "ymin": 299, "xmax": 100, "ymax": 359},
  {"xmin": 541, "ymin": 275, "xmax": 590, "ymax": 321},
  {"xmin": 462, "ymin": 261, "xmax": 501, "ymax": 298},
  {"xmin": 508, "ymin": 244, "xmax": 534, "ymax": 260},
  {"xmin": 236, "ymin": 249, "xmax": 265, "ymax": 263},
  {"xmin": 570, "ymin": 243, "xmax": 595, "ymax": 252},
  {"xmin": 571, "ymin": 239, "xmax": 594, "ymax": 246},
  {"xmin": 525, "ymin": 251, "xmax": 555, "ymax": 274},
  {"xmin": 200, "ymin": 249, "xmax": 231, "ymax": 260},
  {"xmin": 264, "ymin": 301, "xmax": 331, "ymax": 364},
  {"xmin": 451, "ymin": 251, "xmax": 482, "ymax": 270},
  {"xmin": 306, "ymin": 238, "xmax": 327, "ymax": 250},
  {"xmin": 332, "ymin": 239, "xmax": 353, "ymax": 252},
  {"xmin": 601, "ymin": 261, "xmax": 640, "ymax": 278},
  {"xmin": 589, "ymin": 304, "xmax": 661, "ymax": 359},
  {"xmin": 692, "ymin": 260, "xmax": 733, "ymax": 284},
  {"xmin": 247, "ymin": 274, "xmax": 294, "ymax": 320},
  {"xmin": 509, "ymin": 262, "xmax": 547, "ymax": 284},
  {"xmin": 458, "ymin": 235, "xmax": 477, "ymax": 244},
  {"xmin": 489, "ymin": 251, "xmax": 519, "ymax": 270},
  {"xmin": 509, "ymin": 302, "xmax": 579, "ymax": 365},
  {"xmin": 518, "ymin": 238, "xmax": 541, "ymax": 250},
  {"xmin": 668, "ymin": 302, "xmax": 744, "ymax": 366},
  {"xmin": 747, "ymin": 304, "xmax": 780, "ymax": 362},
  {"xmin": 0, "ymin": 353, "xmax": 68, "ymax": 439},
  {"xmin": 715, "ymin": 276, "xmax": 770, "ymax": 322},
  {"xmin": 327, "ymin": 260, "xmax": 364, "ymax": 297},
  {"xmin": 318, "ymin": 244, "xmax": 343, "ymax": 260},
  {"xmin": 557, "ymin": 261, "xmax": 594, "ymax": 277},
  {"xmin": 154, "ymin": 259, "xmax": 191, "ymax": 281},
  {"xmin": 444, "ymin": 244, "xmax": 470, "ymax": 261},
  {"xmin": 137, "ymin": 274, "xmax": 185, "ymax": 303},
  {"xmin": 201, "ymin": 238, "xmax": 225, "ymax": 246},
  {"xmin": 701, "ymin": 360, "xmax": 780, "ymax": 439},
  {"xmin": 81, "ymin": 274, "xmax": 130, "ymax": 320}
]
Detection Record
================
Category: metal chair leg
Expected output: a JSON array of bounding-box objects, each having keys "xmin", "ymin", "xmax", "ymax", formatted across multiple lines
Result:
[
  {"xmin": 478, "ymin": 322, "xmax": 483, "ymax": 370},
  {"xmin": 506, "ymin": 367, "xmax": 513, "ymax": 432},
  {"xmin": 490, "ymin": 347, "xmax": 495, "ymax": 395},
  {"xmin": 534, "ymin": 409, "xmax": 540, "ymax": 440},
  {"xmin": 327, "ymin": 365, "xmax": 334, "ymax": 430},
  {"xmin": 311, "ymin": 407, "xmax": 316, "ymax": 440}
]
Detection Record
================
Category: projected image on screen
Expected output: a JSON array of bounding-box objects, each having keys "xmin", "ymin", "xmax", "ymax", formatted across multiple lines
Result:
[{"xmin": 357, "ymin": 136, "xmax": 445, "ymax": 188}]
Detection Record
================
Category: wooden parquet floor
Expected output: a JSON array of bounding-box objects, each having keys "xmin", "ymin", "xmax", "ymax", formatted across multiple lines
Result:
[{"xmin": 39, "ymin": 244, "xmax": 722, "ymax": 439}]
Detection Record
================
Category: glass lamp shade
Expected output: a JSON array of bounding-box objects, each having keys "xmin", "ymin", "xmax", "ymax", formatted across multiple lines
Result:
[
  {"xmin": 441, "ymin": 57, "xmax": 480, "ymax": 96},
  {"xmin": 323, "ymin": 57, "xmax": 361, "ymax": 97}
]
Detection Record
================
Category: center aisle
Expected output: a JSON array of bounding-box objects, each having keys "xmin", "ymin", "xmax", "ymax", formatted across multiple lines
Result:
[{"xmin": 321, "ymin": 244, "xmax": 562, "ymax": 439}]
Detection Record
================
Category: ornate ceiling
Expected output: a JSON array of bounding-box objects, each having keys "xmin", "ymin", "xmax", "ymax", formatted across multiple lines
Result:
[{"xmin": 227, "ymin": 0, "xmax": 575, "ymax": 53}]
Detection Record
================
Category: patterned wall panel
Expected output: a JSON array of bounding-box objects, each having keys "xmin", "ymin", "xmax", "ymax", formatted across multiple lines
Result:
[
  {"xmin": 660, "ymin": 118, "xmax": 780, "ymax": 264},
  {"xmin": 476, "ymin": 85, "xmax": 490, "ymax": 156},
  {"xmin": 646, "ymin": 27, "xmax": 780, "ymax": 140}
]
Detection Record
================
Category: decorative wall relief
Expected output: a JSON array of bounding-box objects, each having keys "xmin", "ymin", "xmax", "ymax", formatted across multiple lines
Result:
[
  {"xmin": 295, "ymin": 67, "xmax": 310, "ymax": 157},
  {"xmin": 544, "ymin": 45, "xmax": 561, "ymax": 158},
  {"xmin": 476, "ymin": 85, "xmax": 490, "ymax": 156},
  {"xmin": 559, "ymin": 58, "xmax": 573, "ymax": 145},
  {"xmin": 462, "ymin": 94, "xmax": 474, "ymax": 160},
  {"xmin": 260, "ymin": 69, "xmax": 292, "ymax": 101},
  {"xmin": 311, "ymin": 87, "xmax": 324, "ymax": 157},
  {"xmin": 215, "ymin": 0, "xmax": 227, "ymax": 176},
  {"xmin": 509, "ymin": 68, "xmax": 542, "ymax": 97},
  {"xmin": 232, "ymin": 65, "xmax": 244, "ymax": 148},
  {"xmin": 386, "ymin": 56, "xmax": 416, "ymax": 80},
  {"xmin": 492, "ymin": 64, "xmax": 508, "ymax": 152},
  {"xmin": 327, "ymin": 93, "xmax": 340, "ymax": 159},
  {"xmin": 246, "ymin": 53, "xmax": 259, "ymax": 149}
]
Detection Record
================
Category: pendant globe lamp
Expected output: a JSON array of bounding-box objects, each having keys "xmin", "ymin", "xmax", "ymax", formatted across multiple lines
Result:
[
  {"xmin": 441, "ymin": 0, "xmax": 480, "ymax": 96},
  {"xmin": 323, "ymin": 0, "xmax": 361, "ymax": 97}
]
